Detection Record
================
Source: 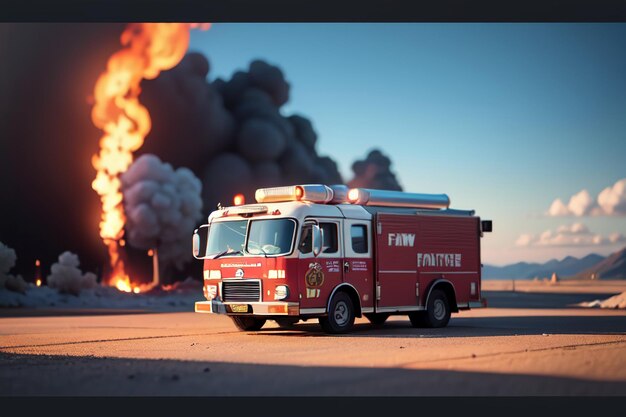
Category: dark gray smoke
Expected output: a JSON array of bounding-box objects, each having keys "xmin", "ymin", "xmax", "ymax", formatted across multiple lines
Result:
[
  {"xmin": 348, "ymin": 149, "xmax": 403, "ymax": 191},
  {"xmin": 140, "ymin": 53, "xmax": 343, "ymax": 210}
]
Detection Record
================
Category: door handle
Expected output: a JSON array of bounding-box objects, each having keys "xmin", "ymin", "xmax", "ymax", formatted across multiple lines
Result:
[{"xmin": 343, "ymin": 261, "xmax": 350, "ymax": 273}]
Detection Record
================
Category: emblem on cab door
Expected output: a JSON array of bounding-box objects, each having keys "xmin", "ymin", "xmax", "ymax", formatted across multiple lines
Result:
[
  {"xmin": 305, "ymin": 262, "xmax": 324, "ymax": 298},
  {"xmin": 235, "ymin": 268, "xmax": 244, "ymax": 278}
]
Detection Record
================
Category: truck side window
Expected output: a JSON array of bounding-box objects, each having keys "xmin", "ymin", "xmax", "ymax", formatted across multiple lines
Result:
[
  {"xmin": 299, "ymin": 222, "xmax": 338, "ymax": 255},
  {"xmin": 320, "ymin": 223, "xmax": 338, "ymax": 254},
  {"xmin": 351, "ymin": 225, "xmax": 368, "ymax": 254},
  {"xmin": 299, "ymin": 225, "xmax": 312, "ymax": 254}
]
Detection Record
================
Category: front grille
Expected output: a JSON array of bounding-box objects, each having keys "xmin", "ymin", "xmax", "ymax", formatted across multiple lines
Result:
[{"xmin": 222, "ymin": 280, "xmax": 261, "ymax": 302}]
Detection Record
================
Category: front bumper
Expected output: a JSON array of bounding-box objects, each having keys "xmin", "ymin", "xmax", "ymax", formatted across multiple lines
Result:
[{"xmin": 195, "ymin": 299, "xmax": 300, "ymax": 316}]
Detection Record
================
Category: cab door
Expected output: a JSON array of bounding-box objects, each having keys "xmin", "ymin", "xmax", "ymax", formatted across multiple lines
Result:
[
  {"xmin": 297, "ymin": 219, "xmax": 343, "ymax": 311},
  {"xmin": 342, "ymin": 219, "xmax": 374, "ymax": 313}
]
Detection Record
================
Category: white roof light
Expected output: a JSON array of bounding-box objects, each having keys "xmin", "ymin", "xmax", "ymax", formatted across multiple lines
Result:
[
  {"xmin": 255, "ymin": 184, "xmax": 334, "ymax": 204},
  {"xmin": 347, "ymin": 188, "xmax": 450, "ymax": 209}
]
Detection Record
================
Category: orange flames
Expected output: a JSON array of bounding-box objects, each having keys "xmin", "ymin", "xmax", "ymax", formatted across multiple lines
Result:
[{"xmin": 91, "ymin": 23, "xmax": 210, "ymax": 292}]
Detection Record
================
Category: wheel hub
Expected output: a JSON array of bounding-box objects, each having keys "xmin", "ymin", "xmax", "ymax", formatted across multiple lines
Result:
[
  {"xmin": 433, "ymin": 299, "xmax": 446, "ymax": 320},
  {"xmin": 334, "ymin": 301, "xmax": 349, "ymax": 326}
]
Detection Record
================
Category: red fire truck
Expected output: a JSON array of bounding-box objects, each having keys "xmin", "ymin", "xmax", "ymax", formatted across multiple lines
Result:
[{"xmin": 193, "ymin": 184, "xmax": 491, "ymax": 334}]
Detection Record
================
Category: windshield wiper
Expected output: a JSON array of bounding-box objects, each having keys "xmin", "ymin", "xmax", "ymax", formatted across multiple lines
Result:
[{"xmin": 213, "ymin": 249, "xmax": 243, "ymax": 259}]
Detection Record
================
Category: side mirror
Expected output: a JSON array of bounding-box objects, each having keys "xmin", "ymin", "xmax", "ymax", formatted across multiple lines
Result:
[
  {"xmin": 312, "ymin": 224, "xmax": 323, "ymax": 257},
  {"xmin": 192, "ymin": 224, "xmax": 210, "ymax": 259},
  {"xmin": 481, "ymin": 220, "xmax": 493, "ymax": 233}
]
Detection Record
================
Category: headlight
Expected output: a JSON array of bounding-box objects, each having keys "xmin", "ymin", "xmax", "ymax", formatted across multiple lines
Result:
[
  {"xmin": 274, "ymin": 285, "xmax": 289, "ymax": 300},
  {"xmin": 205, "ymin": 285, "xmax": 217, "ymax": 300}
]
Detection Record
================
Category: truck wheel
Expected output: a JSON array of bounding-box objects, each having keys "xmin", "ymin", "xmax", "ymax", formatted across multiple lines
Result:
[
  {"xmin": 408, "ymin": 311, "xmax": 427, "ymax": 327},
  {"xmin": 423, "ymin": 289, "xmax": 451, "ymax": 328},
  {"xmin": 365, "ymin": 313, "xmax": 389, "ymax": 326},
  {"xmin": 231, "ymin": 316, "xmax": 266, "ymax": 331},
  {"xmin": 275, "ymin": 318, "xmax": 299, "ymax": 328},
  {"xmin": 319, "ymin": 292, "xmax": 355, "ymax": 334}
]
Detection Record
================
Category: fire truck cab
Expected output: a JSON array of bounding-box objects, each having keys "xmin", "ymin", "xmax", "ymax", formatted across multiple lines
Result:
[{"xmin": 193, "ymin": 184, "xmax": 491, "ymax": 334}]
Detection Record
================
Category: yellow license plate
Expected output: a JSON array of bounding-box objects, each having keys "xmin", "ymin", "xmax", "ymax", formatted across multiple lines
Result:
[{"xmin": 230, "ymin": 304, "xmax": 249, "ymax": 313}]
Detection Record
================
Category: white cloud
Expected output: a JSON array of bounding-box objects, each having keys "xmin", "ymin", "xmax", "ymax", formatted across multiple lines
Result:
[
  {"xmin": 556, "ymin": 222, "xmax": 589, "ymax": 235},
  {"xmin": 597, "ymin": 178, "xmax": 626, "ymax": 216},
  {"xmin": 515, "ymin": 233, "xmax": 534, "ymax": 247},
  {"xmin": 547, "ymin": 198, "xmax": 569, "ymax": 216},
  {"xmin": 515, "ymin": 223, "xmax": 626, "ymax": 247},
  {"xmin": 547, "ymin": 178, "xmax": 626, "ymax": 217},
  {"xmin": 568, "ymin": 190, "xmax": 597, "ymax": 216}
]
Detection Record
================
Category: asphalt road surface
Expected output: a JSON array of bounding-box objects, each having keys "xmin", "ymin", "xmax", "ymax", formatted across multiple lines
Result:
[{"xmin": 1, "ymin": 291, "xmax": 625, "ymax": 396}]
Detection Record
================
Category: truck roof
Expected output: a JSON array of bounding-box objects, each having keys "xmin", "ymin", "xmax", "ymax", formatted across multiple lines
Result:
[
  {"xmin": 208, "ymin": 200, "xmax": 476, "ymax": 224},
  {"xmin": 362, "ymin": 206, "xmax": 476, "ymax": 218}
]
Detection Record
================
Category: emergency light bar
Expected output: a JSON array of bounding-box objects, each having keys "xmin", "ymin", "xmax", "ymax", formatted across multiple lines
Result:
[
  {"xmin": 255, "ymin": 184, "xmax": 334, "ymax": 204},
  {"xmin": 347, "ymin": 188, "xmax": 450, "ymax": 209},
  {"xmin": 254, "ymin": 184, "xmax": 450, "ymax": 209},
  {"xmin": 329, "ymin": 184, "xmax": 349, "ymax": 204}
]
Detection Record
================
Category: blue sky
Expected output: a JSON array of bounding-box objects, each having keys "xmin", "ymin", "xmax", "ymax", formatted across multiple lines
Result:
[{"xmin": 189, "ymin": 24, "xmax": 626, "ymax": 265}]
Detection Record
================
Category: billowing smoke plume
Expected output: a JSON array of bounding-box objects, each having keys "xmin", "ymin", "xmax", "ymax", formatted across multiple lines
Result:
[
  {"xmin": 348, "ymin": 149, "xmax": 403, "ymax": 191},
  {"xmin": 0, "ymin": 241, "xmax": 28, "ymax": 293},
  {"xmin": 121, "ymin": 154, "xmax": 203, "ymax": 269},
  {"xmin": 140, "ymin": 54, "xmax": 343, "ymax": 209},
  {"xmin": 47, "ymin": 252, "xmax": 97, "ymax": 295}
]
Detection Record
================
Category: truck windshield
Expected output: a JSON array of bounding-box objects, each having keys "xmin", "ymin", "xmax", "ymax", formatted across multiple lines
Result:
[
  {"xmin": 206, "ymin": 218, "xmax": 296, "ymax": 257},
  {"xmin": 246, "ymin": 219, "xmax": 296, "ymax": 255},
  {"xmin": 206, "ymin": 220, "xmax": 247, "ymax": 257}
]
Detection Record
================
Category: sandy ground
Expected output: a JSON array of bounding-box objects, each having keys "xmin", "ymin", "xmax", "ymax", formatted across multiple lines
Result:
[
  {"xmin": 482, "ymin": 279, "xmax": 626, "ymax": 294},
  {"xmin": 1, "ymin": 290, "xmax": 625, "ymax": 396}
]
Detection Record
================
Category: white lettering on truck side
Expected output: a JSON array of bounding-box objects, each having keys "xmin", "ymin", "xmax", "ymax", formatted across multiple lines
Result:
[
  {"xmin": 388, "ymin": 233, "xmax": 416, "ymax": 247},
  {"xmin": 417, "ymin": 253, "xmax": 462, "ymax": 268}
]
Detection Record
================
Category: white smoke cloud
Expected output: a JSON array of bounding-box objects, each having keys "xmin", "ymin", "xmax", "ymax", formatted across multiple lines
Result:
[
  {"xmin": 547, "ymin": 178, "xmax": 626, "ymax": 217},
  {"xmin": 516, "ymin": 223, "xmax": 626, "ymax": 247},
  {"xmin": 47, "ymin": 251, "xmax": 97, "ymax": 295},
  {"xmin": 121, "ymin": 154, "xmax": 203, "ymax": 269},
  {"xmin": 0, "ymin": 241, "xmax": 28, "ymax": 293}
]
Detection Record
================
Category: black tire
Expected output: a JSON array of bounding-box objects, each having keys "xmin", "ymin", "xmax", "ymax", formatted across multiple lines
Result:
[
  {"xmin": 365, "ymin": 313, "xmax": 390, "ymax": 326},
  {"xmin": 275, "ymin": 318, "xmax": 299, "ymax": 328},
  {"xmin": 319, "ymin": 292, "xmax": 355, "ymax": 334},
  {"xmin": 231, "ymin": 316, "xmax": 266, "ymax": 331},
  {"xmin": 408, "ymin": 311, "xmax": 428, "ymax": 327},
  {"xmin": 423, "ymin": 289, "xmax": 451, "ymax": 328}
]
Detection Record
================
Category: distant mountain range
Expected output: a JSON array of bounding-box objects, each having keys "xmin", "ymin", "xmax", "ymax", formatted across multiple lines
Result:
[
  {"xmin": 574, "ymin": 247, "xmax": 626, "ymax": 280},
  {"xmin": 482, "ymin": 246, "xmax": 626, "ymax": 280}
]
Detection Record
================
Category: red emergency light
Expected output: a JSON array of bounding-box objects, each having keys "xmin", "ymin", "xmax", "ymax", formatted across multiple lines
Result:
[{"xmin": 233, "ymin": 194, "xmax": 245, "ymax": 206}]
